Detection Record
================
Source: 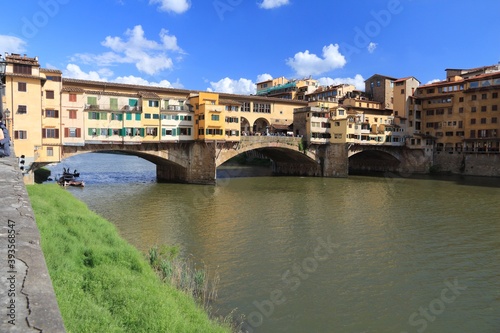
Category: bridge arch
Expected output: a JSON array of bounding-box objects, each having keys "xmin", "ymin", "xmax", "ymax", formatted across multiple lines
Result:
[
  {"xmin": 216, "ymin": 137, "xmax": 318, "ymax": 168},
  {"xmin": 348, "ymin": 146, "xmax": 402, "ymax": 173},
  {"xmin": 253, "ymin": 117, "xmax": 270, "ymax": 135}
]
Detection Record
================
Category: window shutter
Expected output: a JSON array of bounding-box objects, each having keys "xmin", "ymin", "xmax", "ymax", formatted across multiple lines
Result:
[
  {"xmin": 126, "ymin": 113, "xmax": 132, "ymax": 121},
  {"xmin": 88, "ymin": 128, "xmax": 93, "ymax": 136},
  {"xmin": 42, "ymin": 129, "xmax": 46, "ymax": 138},
  {"xmin": 119, "ymin": 128, "xmax": 125, "ymax": 136},
  {"xmin": 140, "ymin": 128, "xmax": 145, "ymax": 137},
  {"xmin": 135, "ymin": 113, "xmax": 141, "ymax": 121},
  {"xmin": 162, "ymin": 128, "xmax": 166, "ymax": 136},
  {"xmin": 118, "ymin": 114, "xmax": 123, "ymax": 121},
  {"xmin": 64, "ymin": 128, "xmax": 69, "ymax": 137},
  {"xmin": 55, "ymin": 110, "xmax": 59, "ymax": 118},
  {"xmin": 76, "ymin": 128, "xmax": 81, "ymax": 138},
  {"xmin": 55, "ymin": 129, "xmax": 59, "ymax": 138}
]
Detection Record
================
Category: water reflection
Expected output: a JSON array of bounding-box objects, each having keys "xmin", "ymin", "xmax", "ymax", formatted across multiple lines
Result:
[{"xmin": 46, "ymin": 153, "xmax": 500, "ymax": 333}]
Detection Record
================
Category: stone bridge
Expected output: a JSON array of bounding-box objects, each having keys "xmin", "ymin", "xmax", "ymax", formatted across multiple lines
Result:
[
  {"xmin": 348, "ymin": 144, "xmax": 432, "ymax": 174},
  {"xmin": 59, "ymin": 137, "xmax": 349, "ymax": 185}
]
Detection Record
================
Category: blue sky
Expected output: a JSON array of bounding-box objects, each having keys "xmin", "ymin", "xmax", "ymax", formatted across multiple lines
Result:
[{"xmin": 1, "ymin": 0, "xmax": 499, "ymax": 94}]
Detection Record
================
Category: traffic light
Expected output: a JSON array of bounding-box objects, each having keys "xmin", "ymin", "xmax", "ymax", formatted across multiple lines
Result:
[{"xmin": 18, "ymin": 154, "xmax": 25, "ymax": 171}]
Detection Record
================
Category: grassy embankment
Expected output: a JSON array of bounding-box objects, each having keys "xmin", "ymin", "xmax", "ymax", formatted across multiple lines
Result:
[{"xmin": 27, "ymin": 184, "xmax": 231, "ymax": 333}]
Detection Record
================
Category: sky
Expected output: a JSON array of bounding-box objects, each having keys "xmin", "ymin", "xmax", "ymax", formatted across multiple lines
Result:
[{"xmin": 1, "ymin": 0, "xmax": 500, "ymax": 95}]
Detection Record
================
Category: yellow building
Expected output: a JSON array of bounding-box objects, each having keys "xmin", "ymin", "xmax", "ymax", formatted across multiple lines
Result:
[
  {"xmin": 3, "ymin": 54, "xmax": 44, "ymax": 170},
  {"xmin": 415, "ymin": 65, "xmax": 500, "ymax": 153}
]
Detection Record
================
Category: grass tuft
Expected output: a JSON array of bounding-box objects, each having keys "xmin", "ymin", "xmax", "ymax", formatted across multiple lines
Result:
[{"xmin": 28, "ymin": 184, "xmax": 231, "ymax": 333}]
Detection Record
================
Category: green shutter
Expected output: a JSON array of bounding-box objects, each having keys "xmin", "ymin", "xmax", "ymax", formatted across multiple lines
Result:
[
  {"xmin": 187, "ymin": 128, "xmax": 191, "ymax": 136},
  {"xmin": 129, "ymin": 99, "xmax": 138, "ymax": 107},
  {"xmin": 118, "ymin": 114, "xmax": 123, "ymax": 121},
  {"xmin": 87, "ymin": 96, "xmax": 97, "ymax": 105},
  {"xmin": 172, "ymin": 128, "xmax": 177, "ymax": 136},
  {"xmin": 135, "ymin": 113, "xmax": 141, "ymax": 121},
  {"xmin": 140, "ymin": 128, "xmax": 145, "ymax": 137},
  {"xmin": 100, "ymin": 112, "xmax": 107, "ymax": 120},
  {"xmin": 88, "ymin": 128, "xmax": 93, "ymax": 136},
  {"xmin": 110, "ymin": 98, "xmax": 118, "ymax": 110},
  {"xmin": 126, "ymin": 113, "xmax": 132, "ymax": 121},
  {"xmin": 119, "ymin": 128, "xmax": 125, "ymax": 136},
  {"xmin": 108, "ymin": 129, "xmax": 113, "ymax": 136}
]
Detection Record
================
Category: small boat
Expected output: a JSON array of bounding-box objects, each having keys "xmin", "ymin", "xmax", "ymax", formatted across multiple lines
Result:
[{"xmin": 58, "ymin": 167, "xmax": 84, "ymax": 187}]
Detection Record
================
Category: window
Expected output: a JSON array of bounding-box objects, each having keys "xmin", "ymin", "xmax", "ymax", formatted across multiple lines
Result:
[
  {"xmin": 471, "ymin": 107, "xmax": 477, "ymax": 113},
  {"xmin": 459, "ymin": 97, "xmax": 464, "ymax": 102},
  {"xmin": 445, "ymin": 132, "xmax": 454, "ymax": 136},
  {"xmin": 469, "ymin": 82, "xmax": 479, "ymax": 88},
  {"xmin": 493, "ymin": 105, "xmax": 498, "ymax": 111},
  {"xmin": 471, "ymin": 95, "xmax": 477, "ymax": 101},
  {"xmin": 144, "ymin": 113, "xmax": 152, "ymax": 119},
  {"xmin": 46, "ymin": 147, "xmax": 54, "ymax": 157},
  {"xmin": 481, "ymin": 118, "xmax": 487, "ymax": 124},
  {"xmin": 334, "ymin": 121, "xmax": 341, "ymax": 127},
  {"xmin": 492, "ymin": 117, "xmax": 498, "ymax": 124},
  {"xmin": 211, "ymin": 114, "xmax": 220, "ymax": 121},
  {"xmin": 69, "ymin": 94, "xmax": 77, "ymax": 102},
  {"xmin": 482, "ymin": 93, "xmax": 487, "ymax": 100},
  {"xmin": 179, "ymin": 128, "xmax": 192, "ymax": 136},
  {"xmin": 470, "ymin": 130, "xmax": 476, "ymax": 138},
  {"xmin": 88, "ymin": 112, "xmax": 102, "ymax": 120},
  {"xmin": 206, "ymin": 128, "xmax": 223, "ymax": 135},
  {"xmin": 146, "ymin": 127, "xmax": 158, "ymax": 136},
  {"xmin": 401, "ymin": 89, "xmax": 405, "ymax": 94},
  {"xmin": 18, "ymin": 82, "xmax": 27, "ymax": 92},
  {"xmin": 45, "ymin": 109, "xmax": 59, "ymax": 118},
  {"xmin": 111, "ymin": 113, "xmax": 123, "ymax": 121},
  {"xmin": 13, "ymin": 64, "xmax": 31, "ymax": 75},
  {"xmin": 241, "ymin": 102, "xmax": 251, "ymax": 112},
  {"xmin": 69, "ymin": 110, "xmax": 77, "ymax": 119},
  {"xmin": 110, "ymin": 98, "xmax": 118, "ymax": 110},
  {"xmin": 87, "ymin": 96, "xmax": 97, "ymax": 106},
  {"xmin": 135, "ymin": 113, "xmax": 141, "ymax": 121},
  {"xmin": 17, "ymin": 105, "xmax": 27, "ymax": 114},
  {"xmin": 481, "ymin": 106, "xmax": 487, "ymax": 112},
  {"xmin": 42, "ymin": 128, "xmax": 59, "ymax": 138},
  {"xmin": 149, "ymin": 100, "xmax": 159, "ymax": 107},
  {"xmin": 14, "ymin": 130, "xmax": 28, "ymax": 139},
  {"xmin": 64, "ymin": 128, "xmax": 81, "ymax": 138},
  {"xmin": 46, "ymin": 90, "xmax": 55, "ymax": 99},
  {"xmin": 459, "ymin": 107, "xmax": 464, "ymax": 113},
  {"xmin": 126, "ymin": 112, "xmax": 132, "ymax": 121},
  {"xmin": 447, "ymin": 108, "xmax": 453, "ymax": 115},
  {"xmin": 470, "ymin": 119, "xmax": 476, "ymax": 125},
  {"xmin": 493, "ymin": 92, "xmax": 498, "ymax": 99}
]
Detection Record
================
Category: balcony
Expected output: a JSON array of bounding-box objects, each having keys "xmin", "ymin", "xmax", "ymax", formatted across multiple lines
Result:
[{"xmin": 84, "ymin": 104, "xmax": 142, "ymax": 112}]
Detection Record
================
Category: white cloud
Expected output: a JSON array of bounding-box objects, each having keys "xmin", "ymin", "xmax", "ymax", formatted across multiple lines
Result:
[
  {"xmin": 259, "ymin": 0, "xmax": 290, "ymax": 9},
  {"xmin": 426, "ymin": 79, "xmax": 442, "ymax": 85},
  {"xmin": 286, "ymin": 44, "xmax": 346, "ymax": 77},
  {"xmin": 318, "ymin": 74, "xmax": 366, "ymax": 91},
  {"xmin": 208, "ymin": 77, "xmax": 256, "ymax": 95},
  {"xmin": 256, "ymin": 73, "xmax": 273, "ymax": 83},
  {"xmin": 71, "ymin": 25, "xmax": 182, "ymax": 76},
  {"xmin": 150, "ymin": 0, "xmax": 190, "ymax": 14},
  {"xmin": 64, "ymin": 64, "xmax": 108, "ymax": 81},
  {"xmin": 114, "ymin": 75, "xmax": 182, "ymax": 88},
  {"xmin": 0, "ymin": 35, "xmax": 27, "ymax": 54},
  {"xmin": 367, "ymin": 42, "xmax": 377, "ymax": 54}
]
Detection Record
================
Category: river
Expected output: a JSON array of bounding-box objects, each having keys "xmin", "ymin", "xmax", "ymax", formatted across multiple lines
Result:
[{"xmin": 47, "ymin": 153, "xmax": 500, "ymax": 333}]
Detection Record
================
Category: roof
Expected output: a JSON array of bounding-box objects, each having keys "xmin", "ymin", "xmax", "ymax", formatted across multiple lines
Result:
[
  {"xmin": 40, "ymin": 68, "xmax": 62, "ymax": 74},
  {"xmin": 393, "ymin": 76, "xmax": 421, "ymax": 83},
  {"xmin": 271, "ymin": 124, "xmax": 292, "ymax": 130},
  {"xmin": 5, "ymin": 73, "xmax": 42, "ymax": 80},
  {"xmin": 5, "ymin": 54, "xmax": 40, "ymax": 66},
  {"xmin": 138, "ymin": 91, "xmax": 160, "ymax": 99},
  {"xmin": 364, "ymin": 74, "xmax": 398, "ymax": 82},
  {"xmin": 61, "ymin": 87, "xmax": 85, "ymax": 93},
  {"xmin": 219, "ymin": 99, "xmax": 242, "ymax": 105}
]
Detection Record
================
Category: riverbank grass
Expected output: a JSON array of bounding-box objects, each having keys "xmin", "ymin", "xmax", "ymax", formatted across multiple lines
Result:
[{"xmin": 27, "ymin": 184, "xmax": 230, "ymax": 333}]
